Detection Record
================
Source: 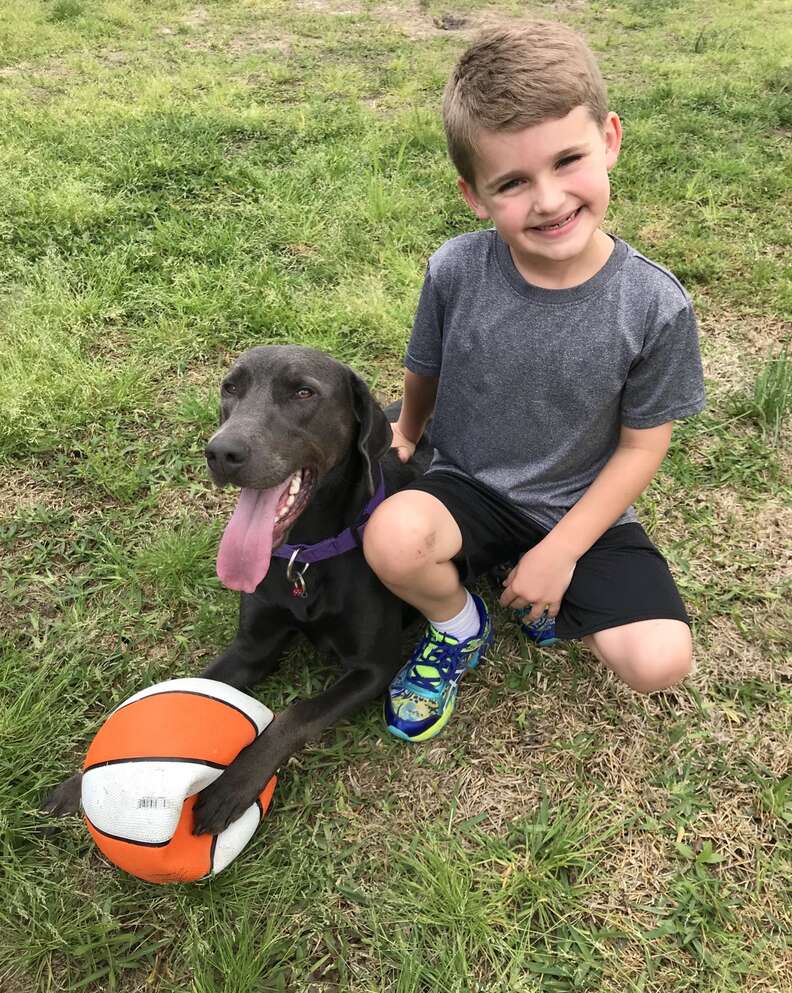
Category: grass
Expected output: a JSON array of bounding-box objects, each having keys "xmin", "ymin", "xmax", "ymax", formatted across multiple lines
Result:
[
  {"xmin": 732, "ymin": 347, "xmax": 791, "ymax": 443},
  {"xmin": 0, "ymin": 1, "xmax": 790, "ymax": 991}
]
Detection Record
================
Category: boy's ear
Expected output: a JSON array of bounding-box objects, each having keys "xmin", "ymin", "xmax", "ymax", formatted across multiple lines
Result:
[
  {"xmin": 458, "ymin": 176, "xmax": 490, "ymax": 220},
  {"xmin": 604, "ymin": 112, "xmax": 622, "ymax": 171}
]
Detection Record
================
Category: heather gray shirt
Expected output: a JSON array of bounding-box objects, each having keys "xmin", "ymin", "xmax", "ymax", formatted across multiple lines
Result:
[{"xmin": 406, "ymin": 230, "xmax": 705, "ymax": 530}]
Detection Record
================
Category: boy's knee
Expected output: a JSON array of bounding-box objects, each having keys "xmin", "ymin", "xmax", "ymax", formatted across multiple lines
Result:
[
  {"xmin": 363, "ymin": 497, "xmax": 438, "ymax": 585},
  {"xmin": 625, "ymin": 644, "xmax": 693, "ymax": 694},
  {"xmin": 589, "ymin": 620, "xmax": 693, "ymax": 694}
]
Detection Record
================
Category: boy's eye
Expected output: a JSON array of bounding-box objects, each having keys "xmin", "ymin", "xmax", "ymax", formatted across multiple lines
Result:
[
  {"xmin": 498, "ymin": 178, "xmax": 524, "ymax": 193},
  {"xmin": 557, "ymin": 154, "xmax": 583, "ymax": 168}
]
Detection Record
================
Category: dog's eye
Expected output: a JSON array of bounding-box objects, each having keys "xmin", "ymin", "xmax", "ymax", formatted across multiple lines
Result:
[
  {"xmin": 221, "ymin": 382, "xmax": 237, "ymax": 396},
  {"xmin": 295, "ymin": 387, "xmax": 314, "ymax": 399}
]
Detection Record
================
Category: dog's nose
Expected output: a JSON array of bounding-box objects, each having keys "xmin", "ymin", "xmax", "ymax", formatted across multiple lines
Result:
[{"xmin": 205, "ymin": 436, "xmax": 251, "ymax": 475}]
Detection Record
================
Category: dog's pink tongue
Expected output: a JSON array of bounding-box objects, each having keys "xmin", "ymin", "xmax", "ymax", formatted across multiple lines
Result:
[{"xmin": 217, "ymin": 484, "xmax": 289, "ymax": 593}]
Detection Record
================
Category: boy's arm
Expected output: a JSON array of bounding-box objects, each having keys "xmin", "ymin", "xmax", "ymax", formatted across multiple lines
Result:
[
  {"xmin": 500, "ymin": 422, "xmax": 673, "ymax": 618},
  {"xmin": 392, "ymin": 369, "xmax": 439, "ymax": 462}
]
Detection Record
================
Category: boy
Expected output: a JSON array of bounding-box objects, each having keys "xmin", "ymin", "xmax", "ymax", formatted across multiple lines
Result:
[{"xmin": 362, "ymin": 20, "xmax": 705, "ymax": 742}]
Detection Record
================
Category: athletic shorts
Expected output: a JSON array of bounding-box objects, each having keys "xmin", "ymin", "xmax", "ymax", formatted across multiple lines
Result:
[{"xmin": 402, "ymin": 470, "xmax": 690, "ymax": 642}]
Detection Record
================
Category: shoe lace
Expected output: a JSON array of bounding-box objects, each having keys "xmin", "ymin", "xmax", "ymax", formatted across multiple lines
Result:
[{"xmin": 403, "ymin": 630, "xmax": 463, "ymax": 696}]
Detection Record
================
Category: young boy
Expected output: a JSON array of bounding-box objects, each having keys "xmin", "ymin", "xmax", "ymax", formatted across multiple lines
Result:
[{"xmin": 362, "ymin": 20, "xmax": 706, "ymax": 742}]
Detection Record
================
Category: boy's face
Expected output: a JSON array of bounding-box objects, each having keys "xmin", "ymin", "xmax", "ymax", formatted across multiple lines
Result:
[{"xmin": 459, "ymin": 107, "xmax": 622, "ymax": 281}]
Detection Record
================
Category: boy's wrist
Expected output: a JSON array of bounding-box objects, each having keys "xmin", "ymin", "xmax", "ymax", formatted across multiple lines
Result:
[
  {"xmin": 395, "ymin": 418, "xmax": 422, "ymax": 445},
  {"xmin": 539, "ymin": 527, "xmax": 583, "ymax": 563}
]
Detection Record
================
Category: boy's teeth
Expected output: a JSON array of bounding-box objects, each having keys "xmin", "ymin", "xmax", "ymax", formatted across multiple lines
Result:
[{"xmin": 537, "ymin": 209, "xmax": 576, "ymax": 230}]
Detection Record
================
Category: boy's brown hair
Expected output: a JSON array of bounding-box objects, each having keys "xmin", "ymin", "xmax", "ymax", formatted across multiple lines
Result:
[{"xmin": 443, "ymin": 20, "xmax": 608, "ymax": 187}]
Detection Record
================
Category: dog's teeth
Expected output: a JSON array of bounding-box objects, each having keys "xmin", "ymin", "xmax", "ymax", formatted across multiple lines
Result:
[
  {"xmin": 286, "ymin": 494, "xmax": 295, "ymax": 508},
  {"xmin": 289, "ymin": 476, "xmax": 300, "ymax": 495}
]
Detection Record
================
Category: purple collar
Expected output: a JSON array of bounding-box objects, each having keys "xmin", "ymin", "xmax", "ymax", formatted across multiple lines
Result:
[{"xmin": 272, "ymin": 466, "xmax": 386, "ymax": 565}]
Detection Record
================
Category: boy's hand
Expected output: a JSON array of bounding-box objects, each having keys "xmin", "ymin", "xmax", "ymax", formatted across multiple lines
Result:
[
  {"xmin": 390, "ymin": 423, "xmax": 418, "ymax": 463},
  {"xmin": 499, "ymin": 539, "xmax": 577, "ymax": 620}
]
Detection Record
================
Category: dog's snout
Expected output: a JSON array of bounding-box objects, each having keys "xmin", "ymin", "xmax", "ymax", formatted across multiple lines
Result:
[{"xmin": 206, "ymin": 435, "xmax": 251, "ymax": 476}]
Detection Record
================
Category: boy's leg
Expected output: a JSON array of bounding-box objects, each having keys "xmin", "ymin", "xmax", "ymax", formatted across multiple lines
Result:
[
  {"xmin": 363, "ymin": 490, "xmax": 466, "ymax": 620},
  {"xmin": 552, "ymin": 523, "xmax": 694, "ymax": 694},
  {"xmin": 363, "ymin": 488, "xmax": 493, "ymax": 741},
  {"xmin": 583, "ymin": 619, "xmax": 692, "ymax": 694}
]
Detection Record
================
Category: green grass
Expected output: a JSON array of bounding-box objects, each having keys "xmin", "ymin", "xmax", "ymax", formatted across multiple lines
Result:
[
  {"xmin": 1, "ymin": 1, "xmax": 790, "ymax": 991},
  {"xmin": 732, "ymin": 348, "xmax": 791, "ymax": 443}
]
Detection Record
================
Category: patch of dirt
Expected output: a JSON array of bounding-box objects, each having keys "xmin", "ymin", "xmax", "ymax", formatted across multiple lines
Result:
[
  {"xmin": 376, "ymin": 4, "xmax": 509, "ymax": 42},
  {"xmin": 164, "ymin": 7, "xmax": 297, "ymax": 55},
  {"xmin": 646, "ymin": 479, "xmax": 791, "ymax": 684},
  {"xmin": 101, "ymin": 50, "xmax": 130, "ymax": 67},
  {"xmin": 290, "ymin": 1, "xmax": 551, "ymax": 42},
  {"xmin": 700, "ymin": 613, "xmax": 790, "ymax": 684},
  {"xmin": 705, "ymin": 489, "xmax": 791, "ymax": 586},
  {"xmin": 602, "ymin": 830, "xmax": 677, "ymax": 917},
  {"xmin": 0, "ymin": 61, "xmax": 71, "ymax": 80},
  {"xmin": 698, "ymin": 306, "xmax": 790, "ymax": 389},
  {"xmin": 182, "ymin": 5, "xmax": 210, "ymax": 29},
  {"xmin": 0, "ymin": 469, "xmax": 72, "ymax": 519},
  {"xmin": 201, "ymin": 29, "xmax": 295, "ymax": 56},
  {"xmin": 293, "ymin": 0, "xmax": 364, "ymax": 14}
]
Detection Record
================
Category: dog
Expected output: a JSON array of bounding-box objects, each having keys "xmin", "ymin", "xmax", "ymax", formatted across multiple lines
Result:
[{"xmin": 43, "ymin": 345, "xmax": 430, "ymax": 835}]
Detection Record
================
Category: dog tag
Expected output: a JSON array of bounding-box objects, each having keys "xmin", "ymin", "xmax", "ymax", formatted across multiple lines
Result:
[{"xmin": 286, "ymin": 550, "xmax": 309, "ymax": 599}]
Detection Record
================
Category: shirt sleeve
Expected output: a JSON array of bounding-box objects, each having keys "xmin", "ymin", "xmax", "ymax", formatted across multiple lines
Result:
[
  {"xmin": 621, "ymin": 300, "xmax": 706, "ymax": 428},
  {"xmin": 404, "ymin": 266, "xmax": 444, "ymax": 377}
]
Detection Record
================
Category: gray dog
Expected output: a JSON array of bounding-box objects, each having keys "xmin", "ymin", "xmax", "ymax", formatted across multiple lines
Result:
[{"xmin": 44, "ymin": 345, "xmax": 430, "ymax": 835}]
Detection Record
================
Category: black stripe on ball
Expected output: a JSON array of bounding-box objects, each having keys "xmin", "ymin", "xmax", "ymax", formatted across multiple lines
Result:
[
  {"xmin": 84, "ymin": 813, "xmax": 172, "ymax": 848},
  {"xmin": 84, "ymin": 755, "xmax": 226, "ymax": 774}
]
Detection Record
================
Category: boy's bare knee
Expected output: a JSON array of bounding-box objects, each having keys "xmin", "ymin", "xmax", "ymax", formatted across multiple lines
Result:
[
  {"xmin": 363, "ymin": 499, "xmax": 436, "ymax": 585},
  {"xmin": 587, "ymin": 620, "xmax": 693, "ymax": 694},
  {"xmin": 625, "ymin": 646, "xmax": 693, "ymax": 694}
]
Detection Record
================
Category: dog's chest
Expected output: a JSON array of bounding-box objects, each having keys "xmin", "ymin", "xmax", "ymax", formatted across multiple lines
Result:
[{"xmin": 261, "ymin": 560, "xmax": 349, "ymax": 625}]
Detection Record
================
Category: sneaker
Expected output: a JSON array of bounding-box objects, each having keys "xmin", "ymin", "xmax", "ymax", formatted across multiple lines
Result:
[
  {"xmin": 514, "ymin": 608, "xmax": 561, "ymax": 647},
  {"xmin": 385, "ymin": 594, "xmax": 493, "ymax": 742}
]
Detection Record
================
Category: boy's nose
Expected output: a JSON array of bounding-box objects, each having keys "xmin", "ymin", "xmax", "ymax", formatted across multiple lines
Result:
[{"xmin": 530, "ymin": 179, "xmax": 566, "ymax": 218}]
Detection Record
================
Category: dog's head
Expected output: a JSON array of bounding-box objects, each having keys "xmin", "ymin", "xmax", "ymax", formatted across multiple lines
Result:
[
  {"xmin": 206, "ymin": 345, "xmax": 391, "ymax": 591},
  {"xmin": 207, "ymin": 344, "xmax": 390, "ymax": 491}
]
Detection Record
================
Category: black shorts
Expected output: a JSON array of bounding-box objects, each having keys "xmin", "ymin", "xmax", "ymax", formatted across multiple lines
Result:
[{"xmin": 403, "ymin": 470, "xmax": 690, "ymax": 642}]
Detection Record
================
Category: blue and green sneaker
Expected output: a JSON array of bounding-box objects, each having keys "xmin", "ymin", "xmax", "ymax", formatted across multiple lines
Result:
[
  {"xmin": 385, "ymin": 594, "xmax": 493, "ymax": 742},
  {"xmin": 514, "ymin": 608, "xmax": 561, "ymax": 647}
]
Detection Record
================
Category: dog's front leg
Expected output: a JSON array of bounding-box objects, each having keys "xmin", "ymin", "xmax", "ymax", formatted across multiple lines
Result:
[
  {"xmin": 192, "ymin": 665, "xmax": 394, "ymax": 835},
  {"xmin": 41, "ymin": 771, "xmax": 83, "ymax": 816},
  {"xmin": 201, "ymin": 599, "xmax": 296, "ymax": 690}
]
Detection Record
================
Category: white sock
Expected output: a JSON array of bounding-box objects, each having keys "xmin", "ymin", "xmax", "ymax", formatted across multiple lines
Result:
[{"xmin": 430, "ymin": 590, "xmax": 480, "ymax": 642}]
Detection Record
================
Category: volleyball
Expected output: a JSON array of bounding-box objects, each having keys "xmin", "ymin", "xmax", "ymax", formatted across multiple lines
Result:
[{"xmin": 81, "ymin": 677, "xmax": 277, "ymax": 884}]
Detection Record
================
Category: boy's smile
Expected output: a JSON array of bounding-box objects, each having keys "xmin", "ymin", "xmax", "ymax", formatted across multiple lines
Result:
[{"xmin": 459, "ymin": 107, "xmax": 622, "ymax": 288}]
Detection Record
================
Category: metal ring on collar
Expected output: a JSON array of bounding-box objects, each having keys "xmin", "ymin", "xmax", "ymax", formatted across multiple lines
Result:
[{"xmin": 286, "ymin": 547, "xmax": 310, "ymax": 584}]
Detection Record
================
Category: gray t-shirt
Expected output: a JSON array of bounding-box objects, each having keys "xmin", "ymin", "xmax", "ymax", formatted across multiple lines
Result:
[{"xmin": 406, "ymin": 230, "xmax": 705, "ymax": 530}]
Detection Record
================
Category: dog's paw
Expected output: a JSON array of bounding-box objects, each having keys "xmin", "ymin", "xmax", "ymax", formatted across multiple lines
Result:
[
  {"xmin": 41, "ymin": 772, "xmax": 83, "ymax": 816},
  {"xmin": 192, "ymin": 772, "xmax": 259, "ymax": 836}
]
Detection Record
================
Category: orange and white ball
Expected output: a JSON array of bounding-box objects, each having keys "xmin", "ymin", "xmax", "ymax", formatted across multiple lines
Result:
[{"xmin": 81, "ymin": 678, "xmax": 276, "ymax": 884}]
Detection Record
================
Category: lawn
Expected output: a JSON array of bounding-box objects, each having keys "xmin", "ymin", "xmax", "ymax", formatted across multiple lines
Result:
[{"xmin": 0, "ymin": 1, "xmax": 790, "ymax": 991}]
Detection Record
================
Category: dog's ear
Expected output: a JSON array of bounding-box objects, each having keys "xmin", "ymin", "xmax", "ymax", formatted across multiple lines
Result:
[{"xmin": 348, "ymin": 371, "xmax": 392, "ymax": 495}]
